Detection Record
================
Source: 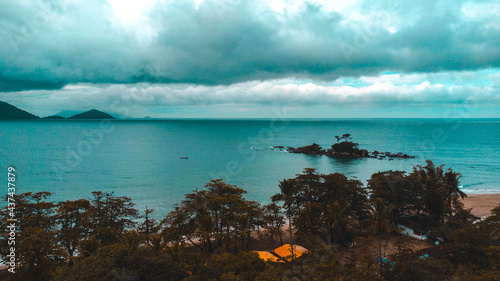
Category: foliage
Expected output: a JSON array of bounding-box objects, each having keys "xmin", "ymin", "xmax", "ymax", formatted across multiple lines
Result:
[
  {"xmin": 368, "ymin": 161, "xmax": 469, "ymax": 227},
  {"xmin": 162, "ymin": 179, "xmax": 263, "ymax": 254},
  {"xmin": 56, "ymin": 199, "xmax": 91, "ymax": 259},
  {"xmin": 261, "ymin": 200, "xmax": 285, "ymax": 250},
  {"xmin": 1, "ymin": 164, "xmax": 498, "ymax": 281},
  {"xmin": 409, "ymin": 160, "xmax": 465, "ymax": 224},
  {"xmin": 330, "ymin": 133, "xmax": 361, "ymax": 154},
  {"xmin": 186, "ymin": 251, "xmax": 266, "ymax": 281},
  {"xmin": 367, "ymin": 170, "xmax": 422, "ymax": 224},
  {"xmin": 138, "ymin": 207, "xmax": 160, "ymax": 242},
  {"xmin": 87, "ymin": 191, "xmax": 139, "ymax": 245},
  {"xmin": 274, "ymin": 169, "xmax": 369, "ymax": 246},
  {"xmin": 0, "ymin": 192, "xmax": 64, "ymax": 281}
]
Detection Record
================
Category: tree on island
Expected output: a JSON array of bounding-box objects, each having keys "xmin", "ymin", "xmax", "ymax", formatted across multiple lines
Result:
[
  {"xmin": 330, "ymin": 133, "xmax": 361, "ymax": 154},
  {"xmin": 335, "ymin": 133, "xmax": 352, "ymax": 143},
  {"xmin": 288, "ymin": 133, "xmax": 413, "ymax": 159}
]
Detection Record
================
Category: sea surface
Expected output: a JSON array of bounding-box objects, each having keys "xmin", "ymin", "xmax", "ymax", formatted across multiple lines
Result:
[{"xmin": 1, "ymin": 119, "xmax": 499, "ymax": 217}]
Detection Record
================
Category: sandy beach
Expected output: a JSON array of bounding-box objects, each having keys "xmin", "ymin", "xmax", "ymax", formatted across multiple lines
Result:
[{"xmin": 462, "ymin": 193, "xmax": 500, "ymax": 217}]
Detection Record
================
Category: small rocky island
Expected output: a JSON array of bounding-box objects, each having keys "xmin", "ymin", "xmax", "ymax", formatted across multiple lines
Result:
[{"xmin": 281, "ymin": 134, "xmax": 415, "ymax": 160}]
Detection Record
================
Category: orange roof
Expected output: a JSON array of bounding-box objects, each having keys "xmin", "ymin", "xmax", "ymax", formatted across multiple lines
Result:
[
  {"xmin": 273, "ymin": 244, "xmax": 308, "ymax": 261},
  {"xmin": 254, "ymin": 244, "xmax": 309, "ymax": 262},
  {"xmin": 252, "ymin": 251, "xmax": 282, "ymax": 262}
]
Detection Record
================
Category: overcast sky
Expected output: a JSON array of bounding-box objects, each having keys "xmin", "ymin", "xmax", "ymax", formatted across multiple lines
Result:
[{"xmin": 1, "ymin": 0, "xmax": 499, "ymax": 118}]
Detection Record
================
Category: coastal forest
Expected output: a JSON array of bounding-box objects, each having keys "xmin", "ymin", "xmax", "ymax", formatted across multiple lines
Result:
[{"xmin": 1, "ymin": 161, "xmax": 499, "ymax": 281}]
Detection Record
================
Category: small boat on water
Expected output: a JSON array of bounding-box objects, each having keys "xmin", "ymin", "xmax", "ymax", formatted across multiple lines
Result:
[{"xmin": 180, "ymin": 157, "xmax": 188, "ymax": 159}]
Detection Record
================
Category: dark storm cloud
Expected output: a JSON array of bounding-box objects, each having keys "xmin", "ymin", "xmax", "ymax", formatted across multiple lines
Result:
[{"xmin": 0, "ymin": 0, "xmax": 499, "ymax": 92}]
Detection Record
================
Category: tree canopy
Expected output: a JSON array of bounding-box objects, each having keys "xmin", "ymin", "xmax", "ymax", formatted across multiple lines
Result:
[{"xmin": 0, "ymin": 161, "xmax": 496, "ymax": 281}]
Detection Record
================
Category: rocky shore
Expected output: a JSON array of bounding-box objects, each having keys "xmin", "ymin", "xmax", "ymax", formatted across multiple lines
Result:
[{"xmin": 276, "ymin": 136, "xmax": 415, "ymax": 160}]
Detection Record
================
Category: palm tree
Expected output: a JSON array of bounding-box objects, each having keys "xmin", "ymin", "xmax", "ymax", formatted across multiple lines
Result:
[
  {"xmin": 275, "ymin": 178, "xmax": 298, "ymax": 258},
  {"xmin": 326, "ymin": 201, "xmax": 349, "ymax": 245},
  {"xmin": 151, "ymin": 233, "xmax": 164, "ymax": 253},
  {"xmin": 124, "ymin": 230, "xmax": 140, "ymax": 251},
  {"xmin": 263, "ymin": 201, "xmax": 285, "ymax": 249},
  {"xmin": 235, "ymin": 213, "xmax": 250, "ymax": 249},
  {"xmin": 166, "ymin": 242, "xmax": 189, "ymax": 265},
  {"xmin": 438, "ymin": 169, "xmax": 466, "ymax": 221},
  {"xmin": 79, "ymin": 237, "xmax": 100, "ymax": 257},
  {"xmin": 196, "ymin": 213, "xmax": 214, "ymax": 253},
  {"xmin": 370, "ymin": 198, "xmax": 395, "ymax": 275}
]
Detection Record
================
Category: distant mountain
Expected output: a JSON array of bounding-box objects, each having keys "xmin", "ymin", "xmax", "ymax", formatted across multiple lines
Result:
[
  {"xmin": 42, "ymin": 115, "xmax": 66, "ymax": 120},
  {"xmin": 0, "ymin": 101, "xmax": 39, "ymax": 120},
  {"xmin": 68, "ymin": 109, "xmax": 116, "ymax": 120},
  {"xmin": 54, "ymin": 110, "xmax": 81, "ymax": 118}
]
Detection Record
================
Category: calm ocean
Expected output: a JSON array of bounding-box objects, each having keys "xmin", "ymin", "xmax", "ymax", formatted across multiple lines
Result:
[{"xmin": 1, "ymin": 119, "xmax": 499, "ymax": 217}]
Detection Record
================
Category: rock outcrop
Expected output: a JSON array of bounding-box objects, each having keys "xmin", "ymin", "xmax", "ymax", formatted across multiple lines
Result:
[{"xmin": 284, "ymin": 135, "xmax": 415, "ymax": 160}]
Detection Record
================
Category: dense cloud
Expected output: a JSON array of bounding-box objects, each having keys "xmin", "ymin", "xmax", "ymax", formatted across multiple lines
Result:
[
  {"xmin": 2, "ymin": 70, "xmax": 499, "ymax": 118},
  {"xmin": 1, "ymin": 0, "xmax": 499, "ymax": 92}
]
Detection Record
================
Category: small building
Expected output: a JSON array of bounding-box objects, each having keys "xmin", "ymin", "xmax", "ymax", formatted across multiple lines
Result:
[
  {"xmin": 398, "ymin": 216, "xmax": 436, "ymax": 241},
  {"xmin": 253, "ymin": 251, "xmax": 281, "ymax": 262},
  {"xmin": 253, "ymin": 244, "xmax": 309, "ymax": 262},
  {"xmin": 398, "ymin": 224, "xmax": 428, "ymax": 241},
  {"xmin": 274, "ymin": 244, "xmax": 308, "ymax": 261}
]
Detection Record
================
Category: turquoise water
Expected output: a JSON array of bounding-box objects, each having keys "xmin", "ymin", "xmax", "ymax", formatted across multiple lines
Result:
[{"xmin": 1, "ymin": 119, "xmax": 499, "ymax": 217}]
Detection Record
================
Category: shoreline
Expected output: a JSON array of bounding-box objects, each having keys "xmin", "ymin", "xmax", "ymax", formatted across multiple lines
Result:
[{"xmin": 461, "ymin": 193, "xmax": 500, "ymax": 217}]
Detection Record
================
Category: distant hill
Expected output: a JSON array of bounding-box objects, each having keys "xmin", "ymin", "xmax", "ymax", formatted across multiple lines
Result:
[
  {"xmin": 68, "ymin": 109, "xmax": 116, "ymax": 120},
  {"xmin": 0, "ymin": 101, "xmax": 39, "ymax": 120},
  {"xmin": 42, "ymin": 115, "xmax": 66, "ymax": 120},
  {"xmin": 54, "ymin": 110, "xmax": 81, "ymax": 118}
]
